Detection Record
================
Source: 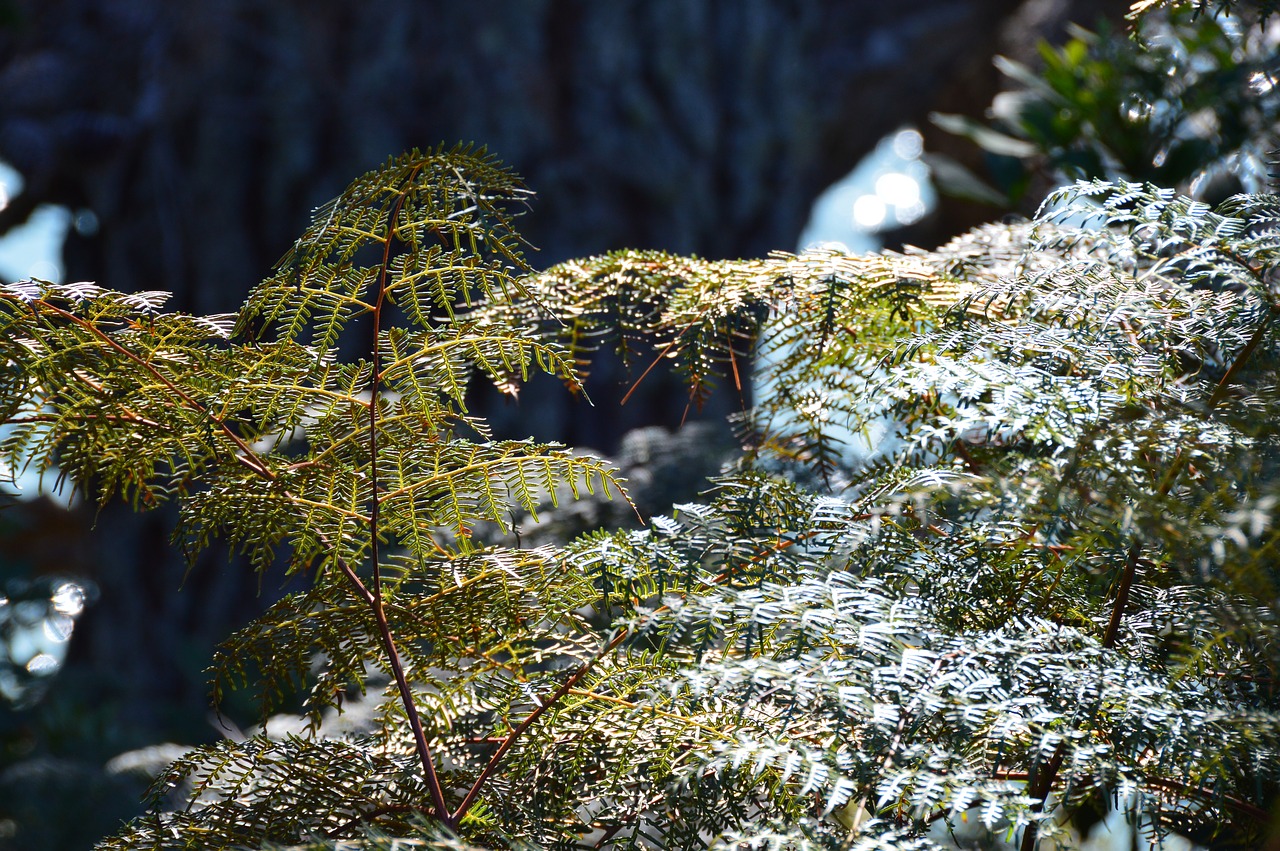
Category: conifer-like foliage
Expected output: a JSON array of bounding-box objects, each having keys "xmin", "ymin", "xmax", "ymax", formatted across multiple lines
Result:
[
  {"xmin": 2, "ymin": 149, "xmax": 1279, "ymax": 849},
  {"xmin": 488, "ymin": 183, "xmax": 1280, "ymax": 847}
]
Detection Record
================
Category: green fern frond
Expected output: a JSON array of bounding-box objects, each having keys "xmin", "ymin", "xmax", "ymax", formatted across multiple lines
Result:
[{"xmin": 4, "ymin": 144, "xmax": 1276, "ymax": 849}]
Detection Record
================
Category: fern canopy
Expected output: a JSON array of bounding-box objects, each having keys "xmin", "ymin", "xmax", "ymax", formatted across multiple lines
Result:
[{"xmin": 1, "ymin": 145, "xmax": 1277, "ymax": 849}]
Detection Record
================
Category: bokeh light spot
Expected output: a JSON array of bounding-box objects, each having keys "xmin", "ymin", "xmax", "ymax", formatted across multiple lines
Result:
[
  {"xmin": 891, "ymin": 128, "xmax": 924, "ymax": 160},
  {"xmin": 852, "ymin": 195, "xmax": 887, "ymax": 230}
]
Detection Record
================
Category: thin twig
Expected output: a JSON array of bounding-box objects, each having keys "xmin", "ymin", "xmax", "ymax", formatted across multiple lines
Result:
[
  {"xmin": 451, "ymin": 627, "xmax": 630, "ymax": 823},
  {"xmin": 33, "ymin": 301, "xmax": 274, "ymax": 479},
  {"xmin": 621, "ymin": 327, "xmax": 691, "ymax": 406},
  {"xmin": 1104, "ymin": 305, "xmax": 1279, "ymax": 649}
]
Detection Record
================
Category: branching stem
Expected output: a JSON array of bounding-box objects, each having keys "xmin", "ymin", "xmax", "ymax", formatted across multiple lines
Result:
[
  {"xmin": 451, "ymin": 627, "xmax": 630, "ymax": 824},
  {"xmin": 366, "ymin": 171, "xmax": 454, "ymax": 828},
  {"xmin": 1030, "ymin": 302, "xmax": 1279, "ymax": 848},
  {"xmin": 1104, "ymin": 303, "xmax": 1278, "ymax": 649},
  {"xmin": 18, "ymin": 277, "xmax": 460, "ymax": 826}
]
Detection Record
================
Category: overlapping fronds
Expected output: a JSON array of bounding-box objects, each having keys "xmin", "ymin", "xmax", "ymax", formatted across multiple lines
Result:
[
  {"xmin": 5, "ymin": 144, "xmax": 1278, "ymax": 849},
  {"xmin": 530, "ymin": 450, "xmax": 1277, "ymax": 847},
  {"xmin": 0, "ymin": 149, "xmax": 691, "ymax": 849},
  {"xmin": 485, "ymin": 247, "xmax": 982, "ymax": 377},
  {"xmin": 479, "ymin": 242, "xmax": 1029, "ymax": 482},
  {"xmin": 460, "ymin": 177, "xmax": 1278, "ymax": 846},
  {"xmin": 655, "ymin": 570, "xmax": 1277, "ymax": 847}
]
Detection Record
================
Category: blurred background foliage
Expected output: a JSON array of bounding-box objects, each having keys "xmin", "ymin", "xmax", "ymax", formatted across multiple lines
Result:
[
  {"xmin": 0, "ymin": 0, "xmax": 1274, "ymax": 847},
  {"xmin": 929, "ymin": 4, "xmax": 1280, "ymax": 215}
]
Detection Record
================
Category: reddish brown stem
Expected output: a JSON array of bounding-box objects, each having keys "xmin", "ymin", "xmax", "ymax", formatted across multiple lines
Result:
[
  {"xmin": 1032, "ymin": 304, "xmax": 1280, "ymax": 847},
  {"xmin": 1102, "ymin": 541, "xmax": 1143, "ymax": 650},
  {"xmin": 1104, "ymin": 305, "xmax": 1278, "ymax": 650},
  {"xmin": 365, "ymin": 171, "xmax": 453, "ymax": 828},
  {"xmin": 451, "ymin": 627, "xmax": 630, "ymax": 824},
  {"xmin": 1018, "ymin": 746, "xmax": 1065, "ymax": 851},
  {"xmin": 621, "ymin": 327, "xmax": 690, "ymax": 406}
]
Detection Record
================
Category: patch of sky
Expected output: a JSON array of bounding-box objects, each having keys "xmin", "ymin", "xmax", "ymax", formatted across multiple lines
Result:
[
  {"xmin": 761, "ymin": 128, "xmax": 935, "ymax": 471},
  {"xmin": 0, "ymin": 161, "xmax": 78, "ymax": 504},
  {"xmin": 0, "ymin": 161, "xmax": 73, "ymax": 284},
  {"xmin": 798, "ymin": 127, "xmax": 934, "ymax": 256}
]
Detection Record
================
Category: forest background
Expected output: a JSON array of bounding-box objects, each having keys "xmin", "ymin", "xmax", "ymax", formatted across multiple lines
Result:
[{"xmin": 0, "ymin": 0, "xmax": 1264, "ymax": 847}]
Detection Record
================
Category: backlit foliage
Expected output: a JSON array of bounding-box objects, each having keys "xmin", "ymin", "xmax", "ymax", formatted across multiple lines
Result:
[
  {"xmin": 492, "ymin": 179, "xmax": 1280, "ymax": 847},
  {"xmin": 1, "ymin": 145, "xmax": 1278, "ymax": 849},
  {"xmin": 937, "ymin": 4, "xmax": 1280, "ymax": 210}
]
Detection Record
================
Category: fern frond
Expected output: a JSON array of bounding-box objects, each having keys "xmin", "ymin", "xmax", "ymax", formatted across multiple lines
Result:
[
  {"xmin": 97, "ymin": 736, "xmax": 432, "ymax": 850},
  {"xmin": 241, "ymin": 145, "xmax": 535, "ymax": 355},
  {"xmin": 6, "ymin": 148, "xmax": 1271, "ymax": 848}
]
